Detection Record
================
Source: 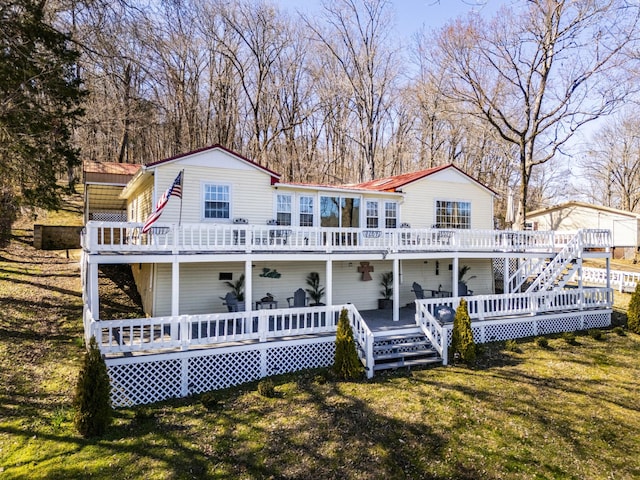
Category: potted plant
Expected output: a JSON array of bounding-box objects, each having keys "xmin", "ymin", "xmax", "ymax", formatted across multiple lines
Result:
[
  {"xmin": 305, "ymin": 272, "xmax": 325, "ymax": 306},
  {"xmin": 224, "ymin": 273, "xmax": 245, "ymax": 310},
  {"xmin": 378, "ymin": 271, "xmax": 393, "ymax": 309},
  {"xmin": 458, "ymin": 265, "xmax": 476, "ymax": 296}
]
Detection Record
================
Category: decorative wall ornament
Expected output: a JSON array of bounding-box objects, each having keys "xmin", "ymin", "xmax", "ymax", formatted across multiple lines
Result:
[
  {"xmin": 259, "ymin": 268, "xmax": 281, "ymax": 279},
  {"xmin": 357, "ymin": 262, "xmax": 374, "ymax": 281}
]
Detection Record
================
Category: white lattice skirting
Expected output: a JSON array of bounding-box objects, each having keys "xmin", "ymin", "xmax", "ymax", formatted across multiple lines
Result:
[
  {"xmin": 107, "ymin": 336, "xmax": 336, "ymax": 407},
  {"xmin": 452, "ymin": 310, "xmax": 611, "ymax": 345}
]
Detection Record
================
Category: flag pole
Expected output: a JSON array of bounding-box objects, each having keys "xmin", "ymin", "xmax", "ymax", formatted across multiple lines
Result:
[{"xmin": 178, "ymin": 169, "xmax": 184, "ymax": 226}]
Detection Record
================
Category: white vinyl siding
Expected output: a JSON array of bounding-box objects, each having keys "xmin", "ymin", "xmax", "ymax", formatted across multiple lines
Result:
[
  {"xmin": 400, "ymin": 170, "xmax": 494, "ymax": 229},
  {"xmin": 146, "ymin": 150, "xmax": 276, "ymax": 226}
]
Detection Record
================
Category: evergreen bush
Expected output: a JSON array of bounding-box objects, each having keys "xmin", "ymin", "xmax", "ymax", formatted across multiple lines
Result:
[
  {"xmin": 0, "ymin": 189, "xmax": 18, "ymax": 247},
  {"xmin": 588, "ymin": 329, "xmax": 604, "ymax": 341},
  {"xmin": 257, "ymin": 378, "xmax": 276, "ymax": 398},
  {"xmin": 504, "ymin": 339, "xmax": 519, "ymax": 352},
  {"xmin": 628, "ymin": 282, "xmax": 640, "ymax": 334},
  {"xmin": 613, "ymin": 326, "xmax": 626, "ymax": 336},
  {"xmin": 535, "ymin": 336, "xmax": 549, "ymax": 348},
  {"xmin": 333, "ymin": 308, "xmax": 363, "ymax": 380},
  {"xmin": 450, "ymin": 299, "xmax": 476, "ymax": 364},
  {"xmin": 73, "ymin": 336, "xmax": 112, "ymax": 438}
]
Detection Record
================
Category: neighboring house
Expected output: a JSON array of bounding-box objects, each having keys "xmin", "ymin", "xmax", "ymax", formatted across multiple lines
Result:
[
  {"xmin": 83, "ymin": 161, "xmax": 141, "ymax": 223},
  {"xmin": 81, "ymin": 145, "xmax": 613, "ymax": 407},
  {"xmin": 527, "ymin": 201, "xmax": 640, "ymax": 259}
]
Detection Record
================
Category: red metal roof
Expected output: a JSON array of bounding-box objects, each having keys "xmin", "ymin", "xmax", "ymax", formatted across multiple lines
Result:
[
  {"xmin": 83, "ymin": 161, "xmax": 141, "ymax": 176},
  {"xmin": 144, "ymin": 144, "xmax": 281, "ymax": 181},
  {"xmin": 343, "ymin": 164, "xmax": 495, "ymax": 193},
  {"xmin": 345, "ymin": 164, "xmax": 450, "ymax": 191},
  {"xmin": 282, "ymin": 164, "xmax": 495, "ymax": 194}
]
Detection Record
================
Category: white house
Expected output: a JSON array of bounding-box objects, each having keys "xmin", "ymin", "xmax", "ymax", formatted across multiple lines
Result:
[
  {"xmin": 81, "ymin": 145, "xmax": 613, "ymax": 407},
  {"xmin": 527, "ymin": 201, "xmax": 640, "ymax": 259}
]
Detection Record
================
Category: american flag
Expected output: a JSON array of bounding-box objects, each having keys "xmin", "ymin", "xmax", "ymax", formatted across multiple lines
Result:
[{"xmin": 142, "ymin": 171, "xmax": 183, "ymax": 233}]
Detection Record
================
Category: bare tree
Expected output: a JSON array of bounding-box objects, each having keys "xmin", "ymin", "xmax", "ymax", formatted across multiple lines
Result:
[
  {"xmin": 581, "ymin": 112, "xmax": 640, "ymax": 212},
  {"xmin": 428, "ymin": 0, "xmax": 640, "ymax": 228},
  {"xmin": 305, "ymin": 0, "xmax": 400, "ymax": 182}
]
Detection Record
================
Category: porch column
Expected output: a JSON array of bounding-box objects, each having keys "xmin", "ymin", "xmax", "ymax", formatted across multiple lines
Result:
[
  {"xmin": 578, "ymin": 257, "xmax": 584, "ymax": 310},
  {"xmin": 89, "ymin": 261, "xmax": 99, "ymax": 319},
  {"xmin": 393, "ymin": 258, "xmax": 400, "ymax": 322},
  {"xmin": 503, "ymin": 258, "xmax": 510, "ymax": 294},
  {"xmin": 245, "ymin": 260, "xmax": 252, "ymax": 313},
  {"xmin": 171, "ymin": 257, "xmax": 180, "ymax": 340},
  {"xmin": 452, "ymin": 257, "xmax": 459, "ymax": 297},
  {"xmin": 606, "ymin": 257, "xmax": 611, "ymax": 290},
  {"xmin": 325, "ymin": 259, "xmax": 333, "ymax": 309}
]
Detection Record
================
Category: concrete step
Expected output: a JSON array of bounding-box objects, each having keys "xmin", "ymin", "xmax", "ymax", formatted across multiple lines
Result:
[
  {"xmin": 373, "ymin": 356, "xmax": 442, "ymax": 371},
  {"xmin": 373, "ymin": 334, "xmax": 429, "ymax": 345},
  {"xmin": 374, "ymin": 340, "xmax": 431, "ymax": 351},
  {"xmin": 374, "ymin": 348, "xmax": 440, "ymax": 362}
]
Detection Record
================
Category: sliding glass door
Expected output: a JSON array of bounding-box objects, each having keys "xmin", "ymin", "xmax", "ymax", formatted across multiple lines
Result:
[{"xmin": 320, "ymin": 196, "xmax": 360, "ymax": 228}]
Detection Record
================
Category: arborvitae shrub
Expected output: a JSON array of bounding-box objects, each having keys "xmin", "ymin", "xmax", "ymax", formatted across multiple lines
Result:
[
  {"xmin": 628, "ymin": 282, "xmax": 640, "ymax": 334},
  {"xmin": 74, "ymin": 336, "xmax": 111, "ymax": 438},
  {"xmin": 451, "ymin": 299, "xmax": 476, "ymax": 364},
  {"xmin": 333, "ymin": 308, "xmax": 363, "ymax": 380},
  {"xmin": 257, "ymin": 378, "xmax": 276, "ymax": 398}
]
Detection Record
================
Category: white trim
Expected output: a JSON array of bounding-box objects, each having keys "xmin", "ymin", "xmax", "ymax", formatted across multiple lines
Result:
[
  {"xmin": 434, "ymin": 198, "xmax": 472, "ymax": 229},
  {"xmin": 201, "ymin": 181, "xmax": 232, "ymax": 222},
  {"xmin": 274, "ymin": 193, "xmax": 293, "ymax": 226},
  {"xmin": 365, "ymin": 200, "xmax": 380, "ymax": 229},
  {"xmin": 299, "ymin": 195, "xmax": 315, "ymax": 227},
  {"xmin": 275, "ymin": 182, "xmax": 404, "ymax": 197}
]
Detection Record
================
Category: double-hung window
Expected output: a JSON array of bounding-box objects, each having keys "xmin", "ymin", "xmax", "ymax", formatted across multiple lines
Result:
[
  {"xmin": 203, "ymin": 184, "xmax": 230, "ymax": 220},
  {"xmin": 366, "ymin": 201, "xmax": 379, "ymax": 228},
  {"xmin": 384, "ymin": 201, "xmax": 397, "ymax": 228},
  {"xmin": 276, "ymin": 194, "xmax": 292, "ymax": 226},
  {"xmin": 299, "ymin": 196, "xmax": 314, "ymax": 226},
  {"xmin": 435, "ymin": 200, "xmax": 471, "ymax": 229}
]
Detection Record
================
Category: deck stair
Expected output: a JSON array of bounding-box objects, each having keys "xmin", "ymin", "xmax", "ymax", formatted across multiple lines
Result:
[
  {"xmin": 371, "ymin": 332, "xmax": 441, "ymax": 371},
  {"xmin": 525, "ymin": 233, "xmax": 581, "ymax": 293}
]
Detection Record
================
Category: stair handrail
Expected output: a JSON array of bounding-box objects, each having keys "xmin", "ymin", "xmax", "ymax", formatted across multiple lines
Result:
[
  {"xmin": 415, "ymin": 301, "xmax": 452, "ymax": 365},
  {"xmin": 507, "ymin": 257, "xmax": 549, "ymax": 293},
  {"xmin": 345, "ymin": 304, "xmax": 375, "ymax": 379},
  {"xmin": 526, "ymin": 231, "xmax": 583, "ymax": 292}
]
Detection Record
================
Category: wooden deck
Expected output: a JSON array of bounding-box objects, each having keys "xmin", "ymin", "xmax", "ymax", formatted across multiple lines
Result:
[{"xmin": 359, "ymin": 307, "xmax": 419, "ymax": 332}]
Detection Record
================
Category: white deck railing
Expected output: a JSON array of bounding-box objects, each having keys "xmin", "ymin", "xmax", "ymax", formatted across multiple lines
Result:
[
  {"xmin": 81, "ymin": 222, "xmax": 612, "ymax": 255},
  {"xmin": 583, "ymin": 266, "xmax": 640, "ymax": 292},
  {"xmin": 416, "ymin": 287, "xmax": 613, "ymax": 363},
  {"xmin": 345, "ymin": 304, "xmax": 376, "ymax": 379},
  {"xmin": 87, "ymin": 305, "xmax": 348, "ymax": 355}
]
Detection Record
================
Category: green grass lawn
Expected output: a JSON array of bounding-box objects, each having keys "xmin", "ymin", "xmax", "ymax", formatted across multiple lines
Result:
[{"xmin": 1, "ymin": 216, "xmax": 639, "ymax": 479}]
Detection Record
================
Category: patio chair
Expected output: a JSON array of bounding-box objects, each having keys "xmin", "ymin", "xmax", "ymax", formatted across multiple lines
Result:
[
  {"xmin": 458, "ymin": 283, "xmax": 473, "ymax": 296},
  {"xmin": 412, "ymin": 282, "xmax": 426, "ymax": 300},
  {"xmin": 287, "ymin": 288, "xmax": 308, "ymax": 308},
  {"xmin": 223, "ymin": 291, "xmax": 239, "ymax": 312}
]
